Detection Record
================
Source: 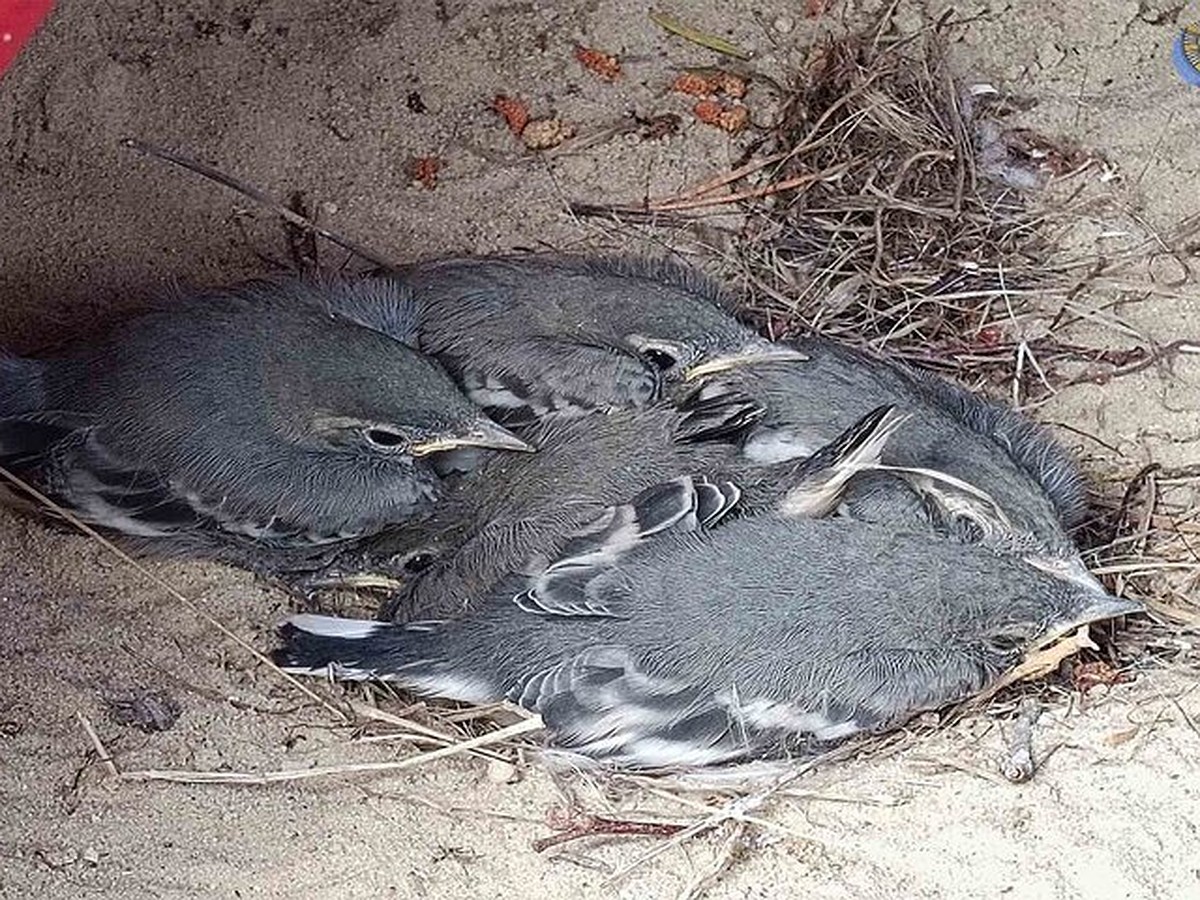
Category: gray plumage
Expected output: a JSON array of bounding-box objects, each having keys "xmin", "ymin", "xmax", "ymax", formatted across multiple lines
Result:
[
  {"xmin": 327, "ymin": 393, "xmax": 894, "ymax": 622},
  {"xmin": 693, "ymin": 336, "xmax": 1092, "ymax": 575},
  {"xmin": 276, "ymin": 474, "xmax": 1141, "ymax": 770},
  {"xmin": 0, "ymin": 277, "xmax": 530, "ymax": 565},
  {"xmin": 336, "ymin": 389, "xmax": 764, "ymax": 622},
  {"xmin": 329, "ymin": 254, "xmax": 804, "ymax": 428}
]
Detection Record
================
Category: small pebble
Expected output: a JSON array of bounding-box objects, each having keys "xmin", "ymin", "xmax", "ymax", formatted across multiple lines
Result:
[
  {"xmin": 521, "ymin": 117, "xmax": 575, "ymax": 150},
  {"xmin": 486, "ymin": 759, "xmax": 518, "ymax": 784},
  {"xmin": 773, "ymin": 14, "xmax": 795, "ymax": 34},
  {"xmin": 104, "ymin": 689, "xmax": 182, "ymax": 733},
  {"xmin": 37, "ymin": 848, "xmax": 78, "ymax": 869}
]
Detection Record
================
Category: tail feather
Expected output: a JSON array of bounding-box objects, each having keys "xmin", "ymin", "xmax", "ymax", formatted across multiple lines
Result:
[
  {"xmin": 779, "ymin": 405, "xmax": 910, "ymax": 518},
  {"xmin": 273, "ymin": 614, "xmax": 498, "ymax": 703},
  {"xmin": 274, "ymin": 614, "xmax": 396, "ymax": 678}
]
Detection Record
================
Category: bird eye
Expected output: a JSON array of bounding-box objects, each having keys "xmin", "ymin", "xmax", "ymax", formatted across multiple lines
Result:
[
  {"xmin": 626, "ymin": 334, "xmax": 686, "ymax": 372},
  {"xmin": 402, "ymin": 552, "xmax": 436, "ymax": 573},
  {"xmin": 642, "ymin": 346, "xmax": 680, "ymax": 371},
  {"xmin": 363, "ymin": 427, "xmax": 409, "ymax": 451}
]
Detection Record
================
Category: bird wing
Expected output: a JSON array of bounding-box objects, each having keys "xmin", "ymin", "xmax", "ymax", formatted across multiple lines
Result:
[
  {"xmin": 513, "ymin": 475, "xmax": 741, "ymax": 618},
  {"xmin": 452, "ymin": 336, "xmax": 660, "ymax": 427},
  {"xmin": 41, "ymin": 429, "xmax": 209, "ymax": 537},
  {"xmin": 776, "ymin": 404, "xmax": 909, "ymax": 518},
  {"xmin": 1, "ymin": 415, "xmax": 212, "ymax": 537},
  {"xmin": 508, "ymin": 644, "xmax": 869, "ymax": 768},
  {"xmin": 871, "ymin": 463, "xmax": 1015, "ymax": 543},
  {"xmin": 673, "ymin": 383, "xmax": 766, "ymax": 443},
  {"xmin": 508, "ymin": 644, "xmax": 758, "ymax": 767},
  {"xmin": 18, "ymin": 425, "xmax": 341, "ymax": 552}
]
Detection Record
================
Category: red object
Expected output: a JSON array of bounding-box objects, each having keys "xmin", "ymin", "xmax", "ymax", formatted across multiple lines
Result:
[{"xmin": 0, "ymin": 0, "xmax": 55, "ymax": 80}]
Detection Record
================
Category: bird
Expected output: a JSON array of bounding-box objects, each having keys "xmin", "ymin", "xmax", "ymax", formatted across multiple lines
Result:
[
  {"xmin": 309, "ymin": 389, "xmax": 898, "ymax": 623},
  {"xmin": 322, "ymin": 254, "xmax": 807, "ymax": 429},
  {"xmin": 0, "ymin": 276, "xmax": 532, "ymax": 567},
  {"xmin": 685, "ymin": 335, "xmax": 1098, "ymax": 589},
  {"xmin": 275, "ymin": 469, "xmax": 1142, "ymax": 771},
  {"xmin": 309, "ymin": 383, "xmax": 767, "ymax": 619}
]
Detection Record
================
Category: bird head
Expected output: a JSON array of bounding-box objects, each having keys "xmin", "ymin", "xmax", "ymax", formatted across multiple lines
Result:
[
  {"xmin": 625, "ymin": 330, "xmax": 808, "ymax": 390},
  {"xmin": 265, "ymin": 313, "xmax": 533, "ymax": 462}
]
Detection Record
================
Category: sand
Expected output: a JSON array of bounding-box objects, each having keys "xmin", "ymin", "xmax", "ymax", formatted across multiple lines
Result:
[{"xmin": 1, "ymin": 1, "xmax": 1198, "ymax": 898}]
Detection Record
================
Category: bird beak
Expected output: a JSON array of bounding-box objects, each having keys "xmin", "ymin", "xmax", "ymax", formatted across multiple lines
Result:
[
  {"xmin": 1071, "ymin": 593, "xmax": 1146, "ymax": 624},
  {"xmin": 684, "ymin": 344, "xmax": 808, "ymax": 382},
  {"xmin": 410, "ymin": 421, "xmax": 535, "ymax": 456},
  {"xmin": 1023, "ymin": 554, "xmax": 1144, "ymax": 635},
  {"xmin": 303, "ymin": 573, "xmax": 407, "ymax": 592},
  {"xmin": 1031, "ymin": 594, "xmax": 1145, "ymax": 653},
  {"xmin": 1023, "ymin": 554, "xmax": 1111, "ymax": 596}
]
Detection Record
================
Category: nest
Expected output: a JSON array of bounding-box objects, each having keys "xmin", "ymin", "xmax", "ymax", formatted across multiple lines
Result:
[
  {"xmin": 737, "ymin": 22, "xmax": 1083, "ymax": 344},
  {"xmin": 729, "ymin": 17, "xmax": 1199, "ymax": 392}
]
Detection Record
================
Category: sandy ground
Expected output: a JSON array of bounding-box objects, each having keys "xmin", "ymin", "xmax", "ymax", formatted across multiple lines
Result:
[{"xmin": 1, "ymin": 1, "xmax": 1199, "ymax": 898}]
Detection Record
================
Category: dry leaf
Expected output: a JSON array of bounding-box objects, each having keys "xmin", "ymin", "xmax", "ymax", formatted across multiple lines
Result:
[
  {"xmin": 648, "ymin": 11, "xmax": 751, "ymax": 60},
  {"xmin": 406, "ymin": 156, "xmax": 441, "ymax": 190},
  {"xmin": 1072, "ymin": 660, "xmax": 1133, "ymax": 693},
  {"xmin": 1012, "ymin": 626, "xmax": 1098, "ymax": 683},
  {"xmin": 694, "ymin": 99, "xmax": 749, "ymax": 134},
  {"xmin": 492, "ymin": 94, "xmax": 530, "ymax": 136},
  {"xmin": 522, "ymin": 117, "xmax": 575, "ymax": 150},
  {"xmin": 982, "ymin": 625, "xmax": 1097, "ymax": 700},
  {"xmin": 574, "ymin": 45, "xmax": 621, "ymax": 81}
]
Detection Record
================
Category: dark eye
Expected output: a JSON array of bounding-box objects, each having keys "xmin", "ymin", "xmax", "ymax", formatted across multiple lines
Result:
[
  {"xmin": 402, "ymin": 552, "xmax": 436, "ymax": 573},
  {"xmin": 642, "ymin": 347, "xmax": 680, "ymax": 371},
  {"xmin": 363, "ymin": 427, "xmax": 409, "ymax": 450}
]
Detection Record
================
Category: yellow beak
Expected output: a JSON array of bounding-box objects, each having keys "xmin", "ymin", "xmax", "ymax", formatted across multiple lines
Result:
[
  {"xmin": 410, "ymin": 421, "xmax": 535, "ymax": 457},
  {"xmin": 684, "ymin": 345, "xmax": 809, "ymax": 381}
]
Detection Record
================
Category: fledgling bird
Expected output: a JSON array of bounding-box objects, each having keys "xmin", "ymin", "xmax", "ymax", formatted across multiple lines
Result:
[
  {"xmin": 347, "ymin": 406, "xmax": 747, "ymax": 621},
  {"xmin": 325, "ymin": 254, "xmax": 806, "ymax": 428},
  {"xmin": 690, "ymin": 335, "xmax": 1096, "ymax": 586},
  {"xmin": 276, "ymin": 473, "xmax": 1141, "ymax": 770},
  {"xmin": 316, "ymin": 393, "xmax": 895, "ymax": 623},
  {"xmin": 0, "ymin": 277, "xmax": 531, "ymax": 567},
  {"xmin": 316, "ymin": 383, "xmax": 765, "ymax": 619}
]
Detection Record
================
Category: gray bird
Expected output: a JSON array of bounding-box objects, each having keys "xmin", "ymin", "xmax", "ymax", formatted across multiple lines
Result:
[
  {"xmin": 318, "ymin": 385, "xmax": 763, "ymax": 619},
  {"xmin": 319, "ymin": 391, "xmax": 894, "ymax": 622},
  {"xmin": 0, "ymin": 277, "xmax": 531, "ymax": 565},
  {"xmin": 689, "ymin": 335, "xmax": 1096, "ymax": 588},
  {"xmin": 276, "ymin": 472, "xmax": 1141, "ymax": 770},
  {"xmin": 324, "ymin": 254, "xmax": 806, "ymax": 429}
]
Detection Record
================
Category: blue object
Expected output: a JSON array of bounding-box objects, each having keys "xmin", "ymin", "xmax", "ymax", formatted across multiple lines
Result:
[{"xmin": 1174, "ymin": 23, "xmax": 1200, "ymax": 87}]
